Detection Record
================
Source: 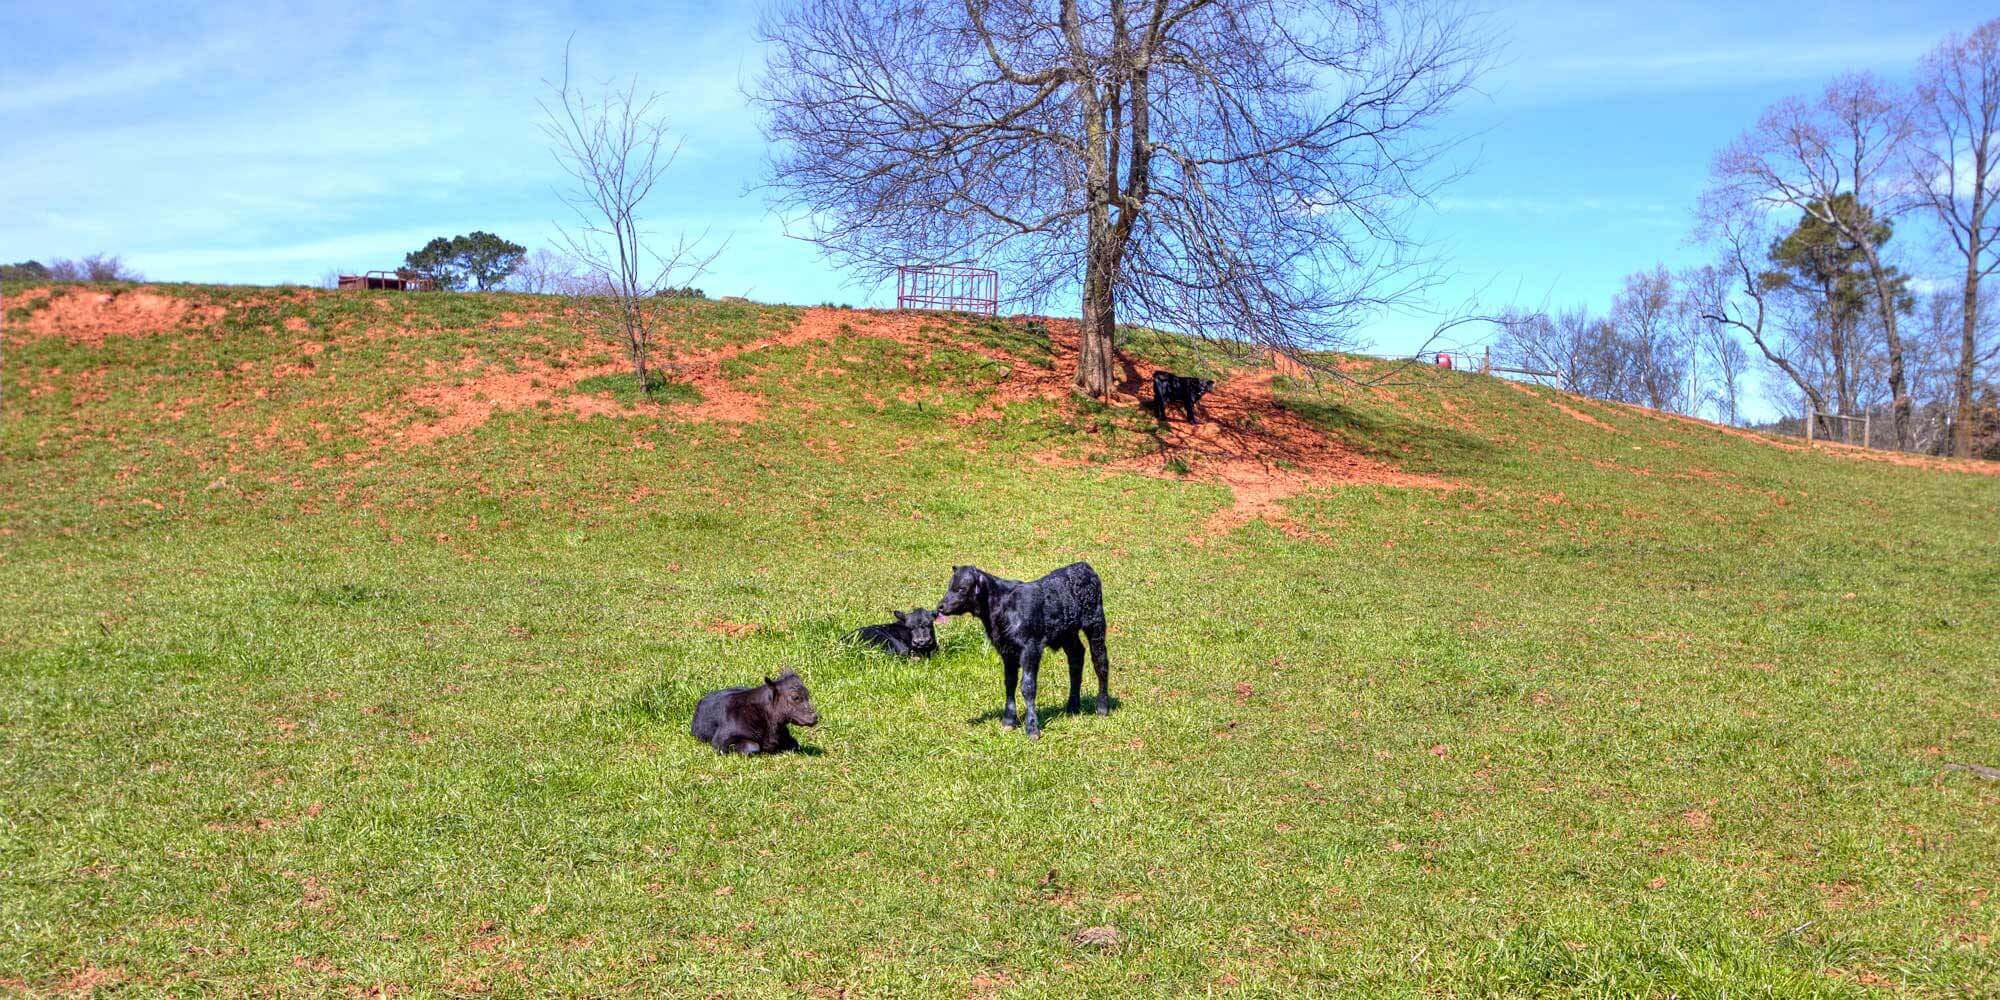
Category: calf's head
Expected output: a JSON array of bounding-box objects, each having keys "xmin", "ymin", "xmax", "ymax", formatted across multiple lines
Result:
[
  {"xmin": 896, "ymin": 608, "xmax": 938, "ymax": 651},
  {"xmin": 764, "ymin": 669, "xmax": 818, "ymax": 727},
  {"xmin": 1191, "ymin": 378, "xmax": 1215, "ymax": 402},
  {"xmin": 935, "ymin": 565, "xmax": 987, "ymax": 617}
]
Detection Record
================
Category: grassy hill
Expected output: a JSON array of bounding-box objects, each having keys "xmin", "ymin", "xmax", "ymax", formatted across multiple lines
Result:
[{"xmin": 2, "ymin": 283, "xmax": 1996, "ymax": 997}]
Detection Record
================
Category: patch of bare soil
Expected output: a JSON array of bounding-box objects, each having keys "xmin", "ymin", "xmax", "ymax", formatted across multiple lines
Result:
[
  {"xmin": 665, "ymin": 307, "xmax": 911, "ymax": 423},
  {"xmin": 699, "ymin": 309, "xmax": 1445, "ymax": 532},
  {"xmin": 388, "ymin": 354, "xmax": 630, "ymax": 445},
  {"xmin": 1156, "ymin": 369, "xmax": 1447, "ymax": 539},
  {"xmin": 13, "ymin": 287, "xmax": 221, "ymax": 345},
  {"xmin": 364, "ymin": 307, "xmax": 898, "ymax": 442},
  {"xmin": 1014, "ymin": 324, "xmax": 1445, "ymax": 536}
]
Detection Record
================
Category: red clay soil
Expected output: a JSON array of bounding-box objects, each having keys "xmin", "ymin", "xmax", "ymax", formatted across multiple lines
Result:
[
  {"xmin": 673, "ymin": 307, "xmax": 1446, "ymax": 531},
  {"xmin": 392, "ymin": 354, "xmax": 631, "ymax": 445},
  {"xmin": 385, "ymin": 307, "xmax": 1004, "ymax": 441},
  {"xmin": 666, "ymin": 307, "xmax": 953, "ymax": 423},
  {"xmin": 1111, "ymin": 366, "xmax": 1447, "ymax": 538},
  {"xmin": 11, "ymin": 287, "xmax": 222, "ymax": 345},
  {"xmin": 1007, "ymin": 317, "xmax": 1446, "ymax": 536},
  {"xmin": 378, "ymin": 305, "xmax": 1450, "ymax": 526}
]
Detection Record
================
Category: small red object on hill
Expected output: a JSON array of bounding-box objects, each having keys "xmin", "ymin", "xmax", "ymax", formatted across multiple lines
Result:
[{"xmin": 1436, "ymin": 352, "xmax": 1453, "ymax": 369}]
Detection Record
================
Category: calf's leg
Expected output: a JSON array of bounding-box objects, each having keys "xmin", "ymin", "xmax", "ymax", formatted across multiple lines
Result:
[
  {"xmin": 1085, "ymin": 622, "xmax": 1112, "ymax": 715},
  {"xmin": 1018, "ymin": 645, "xmax": 1044, "ymax": 739},
  {"xmin": 1061, "ymin": 633, "xmax": 1085, "ymax": 713},
  {"xmin": 1001, "ymin": 652, "xmax": 1020, "ymax": 730}
]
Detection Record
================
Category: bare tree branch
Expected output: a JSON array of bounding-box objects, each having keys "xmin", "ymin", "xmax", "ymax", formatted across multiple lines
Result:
[{"xmin": 753, "ymin": 0, "xmax": 1491, "ymax": 397}]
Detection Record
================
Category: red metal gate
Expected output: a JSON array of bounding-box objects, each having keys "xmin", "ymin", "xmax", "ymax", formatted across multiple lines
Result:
[{"xmin": 896, "ymin": 264, "xmax": 998, "ymax": 315}]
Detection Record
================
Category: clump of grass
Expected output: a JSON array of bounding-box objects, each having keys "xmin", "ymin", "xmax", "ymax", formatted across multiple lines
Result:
[
  {"xmin": 573, "ymin": 371, "xmax": 702, "ymax": 405},
  {"xmin": 1163, "ymin": 454, "xmax": 1192, "ymax": 476},
  {"xmin": 303, "ymin": 583, "xmax": 393, "ymax": 608}
]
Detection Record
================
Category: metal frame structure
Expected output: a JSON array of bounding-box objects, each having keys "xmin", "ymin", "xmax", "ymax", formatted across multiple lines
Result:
[
  {"xmin": 336, "ymin": 270, "xmax": 437, "ymax": 292},
  {"xmin": 1804, "ymin": 411, "xmax": 1872, "ymax": 449},
  {"xmin": 896, "ymin": 264, "xmax": 998, "ymax": 315}
]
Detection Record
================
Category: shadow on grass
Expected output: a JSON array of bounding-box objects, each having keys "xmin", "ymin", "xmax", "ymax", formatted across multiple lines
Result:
[
  {"xmin": 573, "ymin": 371, "xmax": 702, "ymax": 405},
  {"xmin": 964, "ymin": 695, "xmax": 1124, "ymax": 730},
  {"xmin": 1276, "ymin": 386, "xmax": 1496, "ymax": 474}
]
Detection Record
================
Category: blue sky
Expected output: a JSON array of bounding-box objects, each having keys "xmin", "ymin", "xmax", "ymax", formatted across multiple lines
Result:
[{"xmin": 0, "ymin": 0, "xmax": 1981, "ymax": 384}]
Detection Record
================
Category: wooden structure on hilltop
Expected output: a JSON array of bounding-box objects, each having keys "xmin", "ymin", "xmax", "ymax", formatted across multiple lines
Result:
[{"xmin": 337, "ymin": 270, "xmax": 436, "ymax": 292}]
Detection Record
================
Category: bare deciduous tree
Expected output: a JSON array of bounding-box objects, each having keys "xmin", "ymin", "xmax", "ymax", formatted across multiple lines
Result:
[
  {"xmin": 1499, "ymin": 306, "xmax": 1603, "ymax": 395},
  {"xmin": 1711, "ymin": 73, "xmax": 1918, "ymax": 446},
  {"xmin": 41, "ymin": 254, "xmax": 141, "ymax": 283},
  {"xmin": 540, "ymin": 45, "xmax": 718, "ymax": 395},
  {"xmin": 1910, "ymin": 18, "xmax": 2000, "ymax": 457},
  {"xmin": 511, "ymin": 248, "xmax": 591, "ymax": 295},
  {"xmin": 1690, "ymin": 202, "xmax": 1837, "ymax": 434},
  {"xmin": 754, "ymin": 0, "xmax": 1489, "ymax": 398},
  {"xmin": 1608, "ymin": 266, "xmax": 1695, "ymax": 412},
  {"xmin": 1694, "ymin": 284, "xmax": 1751, "ymax": 426}
]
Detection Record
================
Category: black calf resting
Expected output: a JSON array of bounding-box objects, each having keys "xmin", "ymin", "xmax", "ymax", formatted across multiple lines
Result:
[
  {"xmin": 935, "ymin": 562, "xmax": 1110, "ymax": 739},
  {"xmin": 846, "ymin": 608, "xmax": 939, "ymax": 657},
  {"xmin": 690, "ymin": 669, "xmax": 820, "ymax": 755},
  {"xmin": 1150, "ymin": 370, "xmax": 1214, "ymax": 424}
]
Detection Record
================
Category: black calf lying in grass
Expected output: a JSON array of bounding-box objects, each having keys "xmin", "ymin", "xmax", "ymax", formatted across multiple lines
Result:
[
  {"xmin": 691, "ymin": 669, "xmax": 819, "ymax": 755},
  {"xmin": 845, "ymin": 608, "xmax": 939, "ymax": 657},
  {"xmin": 1151, "ymin": 370, "xmax": 1214, "ymax": 424},
  {"xmin": 936, "ymin": 562, "xmax": 1110, "ymax": 739}
]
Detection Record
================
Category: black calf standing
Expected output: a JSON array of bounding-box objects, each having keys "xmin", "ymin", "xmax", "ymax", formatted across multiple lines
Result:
[
  {"xmin": 1151, "ymin": 370, "xmax": 1214, "ymax": 424},
  {"xmin": 935, "ymin": 562, "xmax": 1110, "ymax": 739},
  {"xmin": 690, "ymin": 669, "xmax": 820, "ymax": 755},
  {"xmin": 845, "ymin": 608, "xmax": 939, "ymax": 657}
]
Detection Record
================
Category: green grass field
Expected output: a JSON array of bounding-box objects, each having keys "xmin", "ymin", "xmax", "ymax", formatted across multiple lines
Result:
[{"xmin": 2, "ymin": 283, "xmax": 1997, "ymax": 997}]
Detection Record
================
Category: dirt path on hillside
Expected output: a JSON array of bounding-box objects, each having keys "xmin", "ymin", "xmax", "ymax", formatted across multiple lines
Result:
[
  {"xmin": 1100, "ymin": 366, "xmax": 1448, "ymax": 539},
  {"xmin": 658, "ymin": 307, "xmax": 1451, "ymax": 533}
]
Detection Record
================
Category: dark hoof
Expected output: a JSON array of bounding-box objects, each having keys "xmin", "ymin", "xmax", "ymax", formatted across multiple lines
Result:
[
  {"xmin": 1026, "ymin": 728, "xmax": 1041, "ymax": 740},
  {"xmin": 1096, "ymin": 705, "xmax": 1109, "ymax": 716},
  {"xmin": 1066, "ymin": 701, "xmax": 1083, "ymax": 714},
  {"xmin": 1001, "ymin": 719, "xmax": 1018, "ymax": 730}
]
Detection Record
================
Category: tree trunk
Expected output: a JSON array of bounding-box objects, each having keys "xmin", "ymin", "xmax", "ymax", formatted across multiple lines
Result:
[
  {"xmin": 1070, "ymin": 10, "xmax": 1116, "ymax": 402},
  {"xmin": 1957, "ymin": 263, "xmax": 1981, "ymax": 458},
  {"xmin": 1853, "ymin": 243, "xmax": 1911, "ymax": 448},
  {"xmin": 1953, "ymin": 154, "xmax": 1987, "ymax": 459},
  {"xmin": 625, "ymin": 299, "xmax": 650, "ymax": 394},
  {"xmin": 1076, "ymin": 243, "xmax": 1117, "ymax": 398},
  {"xmin": 1824, "ymin": 286, "xmax": 1853, "ymax": 420}
]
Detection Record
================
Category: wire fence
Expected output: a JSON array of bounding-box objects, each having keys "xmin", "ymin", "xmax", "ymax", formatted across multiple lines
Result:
[{"xmin": 1769, "ymin": 409, "xmax": 1956, "ymax": 455}]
